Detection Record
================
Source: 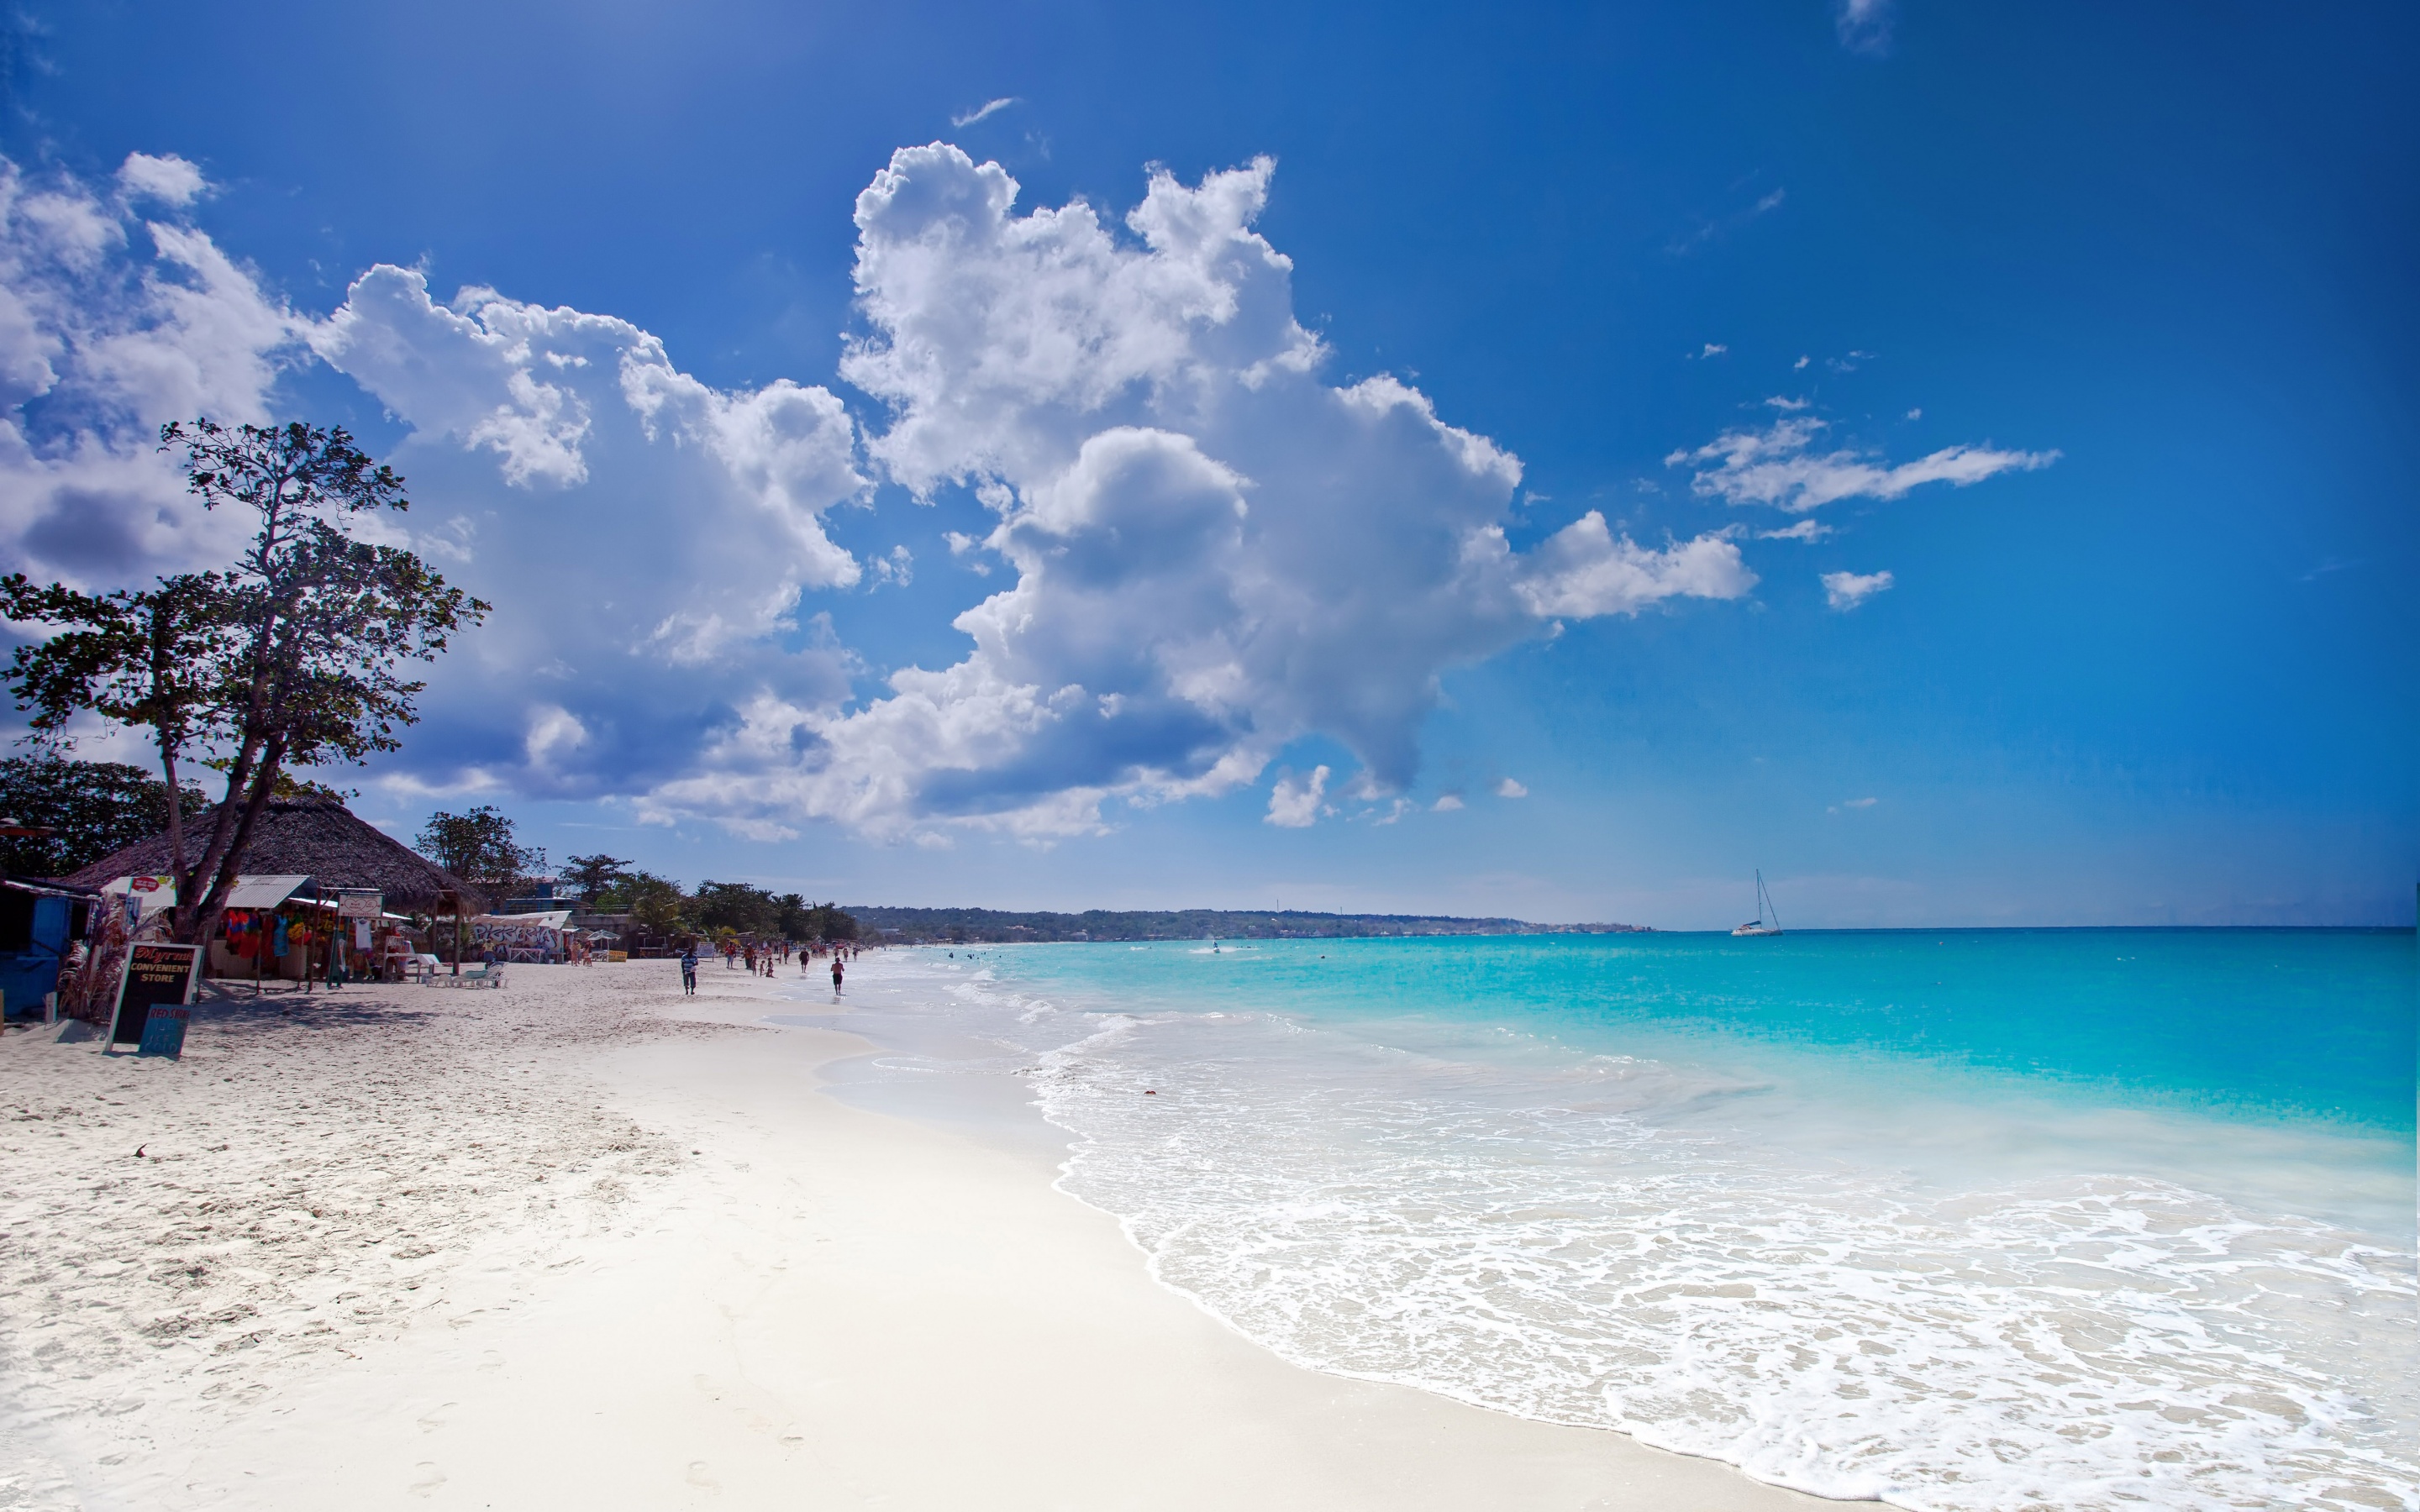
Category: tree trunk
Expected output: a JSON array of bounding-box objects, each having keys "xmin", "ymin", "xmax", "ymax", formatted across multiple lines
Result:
[
  {"xmin": 187, "ymin": 734, "xmax": 285, "ymax": 952},
  {"xmin": 158, "ymin": 735, "xmax": 188, "ymax": 937},
  {"xmin": 177, "ymin": 734, "xmax": 262, "ymax": 945}
]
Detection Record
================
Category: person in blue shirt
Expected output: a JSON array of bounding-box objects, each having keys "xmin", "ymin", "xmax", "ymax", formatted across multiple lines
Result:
[{"xmin": 679, "ymin": 944, "xmax": 698, "ymax": 995}]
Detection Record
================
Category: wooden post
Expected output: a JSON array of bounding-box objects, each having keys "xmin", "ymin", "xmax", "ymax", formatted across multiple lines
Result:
[{"xmin": 439, "ymin": 889, "xmax": 462, "ymax": 977}]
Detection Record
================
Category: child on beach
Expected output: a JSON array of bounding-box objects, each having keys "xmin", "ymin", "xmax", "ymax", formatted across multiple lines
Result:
[{"xmin": 680, "ymin": 945, "xmax": 698, "ymax": 995}]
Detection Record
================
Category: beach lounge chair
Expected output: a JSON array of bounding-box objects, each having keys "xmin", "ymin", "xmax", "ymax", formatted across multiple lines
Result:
[{"xmin": 455, "ymin": 960, "xmax": 506, "ymax": 989}]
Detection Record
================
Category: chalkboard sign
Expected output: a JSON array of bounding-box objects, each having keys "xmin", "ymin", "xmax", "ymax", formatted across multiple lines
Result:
[
  {"xmin": 111, "ymin": 942, "xmax": 200, "ymax": 1047},
  {"xmin": 137, "ymin": 1005, "xmax": 190, "ymax": 1058}
]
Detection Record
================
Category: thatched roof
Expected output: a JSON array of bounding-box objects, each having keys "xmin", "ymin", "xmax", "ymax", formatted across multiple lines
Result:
[{"xmin": 64, "ymin": 798, "xmax": 483, "ymax": 913}]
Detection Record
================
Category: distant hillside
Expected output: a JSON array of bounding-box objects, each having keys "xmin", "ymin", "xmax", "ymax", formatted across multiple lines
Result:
[{"xmin": 843, "ymin": 906, "xmax": 1650, "ymax": 943}]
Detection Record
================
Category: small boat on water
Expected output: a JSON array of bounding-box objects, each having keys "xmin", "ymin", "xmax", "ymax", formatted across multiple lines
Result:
[{"xmin": 1732, "ymin": 870, "xmax": 1784, "ymax": 937}]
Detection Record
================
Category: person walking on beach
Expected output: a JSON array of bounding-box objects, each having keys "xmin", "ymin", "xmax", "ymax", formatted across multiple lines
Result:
[
  {"xmin": 680, "ymin": 944, "xmax": 698, "ymax": 995},
  {"xmin": 830, "ymin": 953, "xmax": 844, "ymax": 997}
]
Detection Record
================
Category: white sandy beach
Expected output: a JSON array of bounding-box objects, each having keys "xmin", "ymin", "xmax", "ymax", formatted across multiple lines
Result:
[{"xmin": 0, "ymin": 957, "xmax": 1844, "ymax": 1511}]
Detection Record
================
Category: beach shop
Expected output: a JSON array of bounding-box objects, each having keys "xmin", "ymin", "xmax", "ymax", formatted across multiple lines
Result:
[
  {"xmin": 64, "ymin": 796, "xmax": 484, "ymax": 990},
  {"xmin": 88, "ymin": 874, "xmax": 362, "ymax": 985}
]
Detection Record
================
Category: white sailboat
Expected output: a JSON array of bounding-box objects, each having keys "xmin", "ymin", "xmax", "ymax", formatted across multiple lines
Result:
[{"xmin": 1731, "ymin": 870, "xmax": 1784, "ymax": 937}]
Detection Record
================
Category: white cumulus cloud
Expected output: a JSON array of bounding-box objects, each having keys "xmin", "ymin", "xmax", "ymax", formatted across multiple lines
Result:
[
  {"xmin": 0, "ymin": 155, "xmax": 310, "ymax": 591},
  {"xmin": 116, "ymin": 153, "xmax": 208, "ymax": 209},
  {"xmin": 1496, "ymin": 777, "xmax": 1528, "ymax": 798},
  {"xmin": 1671, "ymin": 416, "xmax": 2057, "ymax": 514},
  {"xmin": 1822, "ymin": 570, "xmax": 1895, "ymax": 611},
  {"xmin": 1512, "ymin": 511, "xmax": 1756, "ymax": 617},
  {"xmin": 639, "ymin": 144, "xmax": 1748, "ymax": 840},
  {"xmin": 310, "ymin": 266, "xmax": 873, "ymax": 800},
  {"xmin": 1265, "ymin": 765, "xmax": 1330, "ymax": 827},
  {"xmin": 0, "ymin": 155, "xmax": 871, "ymax": 806},
  {"xmin": 0, "ymin": 145, "xmax": 1760, "ymax": 843}
]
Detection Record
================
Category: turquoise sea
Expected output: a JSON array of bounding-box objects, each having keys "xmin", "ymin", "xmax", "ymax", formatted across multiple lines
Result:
[{"xmin": 797, "ymin": 929, "xmax": 2417, "ymax": 1512}]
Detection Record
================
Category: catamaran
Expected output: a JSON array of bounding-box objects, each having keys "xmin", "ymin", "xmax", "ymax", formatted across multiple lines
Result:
[{"xmin": 1732, "ymin": 870, "xmax": 1784, "ymax": 937}]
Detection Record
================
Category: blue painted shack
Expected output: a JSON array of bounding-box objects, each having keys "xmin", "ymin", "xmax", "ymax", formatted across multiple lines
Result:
[{"xmin": 0, "ymin": 878, "xmax": 93, "ymax": 1020}]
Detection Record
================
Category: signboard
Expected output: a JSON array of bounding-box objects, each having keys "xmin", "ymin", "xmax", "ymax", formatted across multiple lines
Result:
[
  {"xmin": 110, "ymin": 942, "xmax": 201, "ymax": 1047},
  {"xmin": 108, "ymin": 874, "xmax": 177, "ymax": 914},
  {"xmin": 338, "ymin": 890, "xmax": 383, "ymax": 919},
  {"xmin": 137, "ymin": 1005, "xmax": 190, "ymax": 1058}
]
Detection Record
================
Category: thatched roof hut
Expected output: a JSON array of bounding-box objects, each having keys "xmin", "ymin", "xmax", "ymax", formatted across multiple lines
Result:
[{"xmin": 64, "ymin": 798, "xmax": 482, "ymax": 913}]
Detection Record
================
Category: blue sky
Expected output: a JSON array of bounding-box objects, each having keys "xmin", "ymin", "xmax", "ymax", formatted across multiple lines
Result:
[{"xmin": 0, "ymin": 0, "xmax": 2411, "ymax": 926}]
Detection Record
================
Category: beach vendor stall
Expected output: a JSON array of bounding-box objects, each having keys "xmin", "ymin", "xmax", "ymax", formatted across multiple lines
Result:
[
  {"xmin": 77, "ymin": 872, "xmax": 402, "ymax": 993},
  {"xmin": 194, "ymin": 876, "xmax": 345, "ymax": 988},
  {"xmin": 333, "ymin": 889, "xmax": 417, "ymax": 982},
  {"xmin": 63, "ymin": 795, "xmax": 483, "ymax": 983}
]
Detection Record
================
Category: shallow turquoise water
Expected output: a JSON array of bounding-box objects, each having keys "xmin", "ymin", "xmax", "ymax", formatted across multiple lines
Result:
[
  {"xmin": 996, "ymin": 927, "xmax": 2416, "ymax": 1132},
  {"xmin": 823, "ymin": 928, "xmax": 2417, "ymax": 1512}
]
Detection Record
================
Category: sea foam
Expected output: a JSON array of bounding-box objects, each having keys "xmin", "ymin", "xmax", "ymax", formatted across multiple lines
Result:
[{"xmin": 843, "ymin": 939, "xmax": 2419, "ymax": 1512}]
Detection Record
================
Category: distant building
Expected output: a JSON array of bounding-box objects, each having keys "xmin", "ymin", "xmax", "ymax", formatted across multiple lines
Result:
[{"xmin": 500, "ymin": 879, "xmax": 584, "ymax": 915}]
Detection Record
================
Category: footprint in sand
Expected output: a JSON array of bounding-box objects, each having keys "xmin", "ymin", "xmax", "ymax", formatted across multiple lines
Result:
[
  {"xmin": 415, "ymin": 1402, "xmax": 455, "ymax": 1434},
  {"xmin": 686, "ymin": 1459, "xmax": 718, "ymax": 1488},
  {"xmin": 409, "ymin": 1461, "xmax": 445, "ymax": 1496}
]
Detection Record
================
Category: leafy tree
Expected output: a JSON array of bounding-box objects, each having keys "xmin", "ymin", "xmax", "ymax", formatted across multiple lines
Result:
[
  {"xmin": 416, "ymin": 805, "xmax": 541, "ymax": 895},
  {"xmin": 2, "ymin": 418, "xmax": 487, "ymax": 945},
  {"xmin": 773, "ymin": 891, "xmax": 812, "ymax": 939},
  {"xmin": 0, "ymin": 753, "xmax": 208, "ymax": 877},
  {"xmin": 620, "ymin": 871, "xmax": 690, "ymax": 935},
  {"xmin": 0, "ymin": 572, "xmax": 239, "ymax": 904},
  {"xmin": 692, "ymin": 879, "xmax": 778, "ymax": 937},
  {"xmin": 802, "ymin": 900, "xmax": 858, "ymax": 942},
  {"xmin": 561, "ymin": 853, "xmax": 632, "ymax": 905}
]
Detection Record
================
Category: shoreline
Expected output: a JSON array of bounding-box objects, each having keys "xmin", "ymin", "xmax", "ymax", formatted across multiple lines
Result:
[{"xmin": 1, "ymin": 958, "xmax": 1845, "ymax": 1509}]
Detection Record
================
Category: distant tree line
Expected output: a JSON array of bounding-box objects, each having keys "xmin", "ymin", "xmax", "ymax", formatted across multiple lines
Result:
[
  {"xmin": 0, "ymin": 753, "xmax": 209, "ymax": 878},
  {"xmin": 840, "ymin": 906, "xmax": 1648, "ymax": 943}
]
